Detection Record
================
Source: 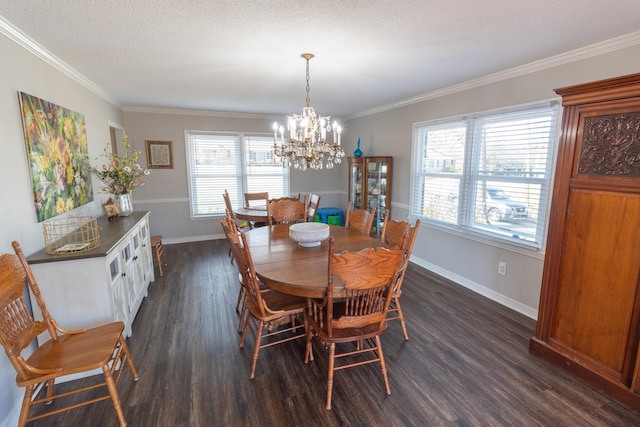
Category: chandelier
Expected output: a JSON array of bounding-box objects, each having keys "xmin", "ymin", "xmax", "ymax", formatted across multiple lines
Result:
[{"xmin": 272, "ymin": 53, "xmax": 345, "ymax": 170}]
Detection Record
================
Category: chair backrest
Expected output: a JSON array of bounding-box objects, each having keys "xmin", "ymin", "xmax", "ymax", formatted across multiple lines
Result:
[
  {"xmin": 221, "ymin": 211, "xmax": 235, "ymax": 238},
  {"xmin": 244, "ymin": 192, "xmax": 269, "ymax": 209},
  {"xmin": 323, "ymin": 237, "xmax": 406, "ymax": 337},
  {"xmin": 226, "ymin": 224, "xmax": 267, "ymax": 317},
  {"xmin": 344, "ymin": 200, "xmax": 376, "ymax": 235},
  {"xmin": 268, "ymin": 197, "xmax": 306, "ymax": 225},
  {"xmin": 380, "ymin": 212, "xmax": 420, "ymax": 297},
  {"xmin": 223, "ymin": 189, "xmax": 235, "ymax": 216},
  {"xmin": 306, "ymin": 193, "xmax": 321, "ymax": 222},
  {"xmin": 380, "ymin": 210, "xmax": 421, "ymax": 255},
  {"xmin": 0, "ymin": 242, "xmax": 58, "ymax": 380}
]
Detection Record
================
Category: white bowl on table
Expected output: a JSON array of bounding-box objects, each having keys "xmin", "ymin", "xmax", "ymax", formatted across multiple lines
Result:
[{"xmin": 289, "ymin": 222, "xmax": 330, "ymax": 247}]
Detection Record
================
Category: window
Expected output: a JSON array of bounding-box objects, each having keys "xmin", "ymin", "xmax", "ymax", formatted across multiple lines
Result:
[
  {"xmin": 410, "ymin": 102, "xmax": 559, "ymax": 249},
  {"xmin": 186, "ymin": 132, "xmax": 289, "ymax": 217}
]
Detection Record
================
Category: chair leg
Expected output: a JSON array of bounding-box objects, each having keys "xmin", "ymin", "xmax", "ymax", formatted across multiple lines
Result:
[
  {"xmin": 102, "ymin": 364, "xmax": 127, "ymax": 427},
  {"xmin": 237, "ymin": 288, "xmax": 248, "ymax": 334},
  {"xmin": 120, "ymin": 336, "xmax": 140, "ymax": 381},
  {"xmin": 304, "ymin": 324, "xmax": 314, "ymax": 363},
  {"xmin": 394, "ymin": 297, "xmax": 409, "ymax": 341},
  {"xmin": 45, "ymin": 379, "xmax": 54, "ymax": 404},
  {"xmin": 153, "ymin": 241, "xmax": 167, "ymax": 276},
  {"xmin": 249, "ymin": 322, "xmax": 265, "ymax": 380},
  {"xmin": 237, "ymin": 301, "xmax": 248, "ymax": 335},
  {"xmin": 18, "ymin": 385, "xmax": 34, "ymax": 427},
  {"xmin": 235, "ymin": 286, "xmax": 244, "ymax": 313},
  {"xmin": 326, "ymin": 343, "xmax": 336, "ymax": 410},
  {"xmin": 376, "ymin": 336, "xmax": 391, "ymax": 396},
  {"xmin": 161, "ymin": 248, "xmax": 167, "ymax": 266},
  {"xmin": 155, "ymin": 247, "xmax": 164, "ymax": 276},
  {"xmin": 239, "ymin": 314, "xmax": 251, "ymax": 348}
]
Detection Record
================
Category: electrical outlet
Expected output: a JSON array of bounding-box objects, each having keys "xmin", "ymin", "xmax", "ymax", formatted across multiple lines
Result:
[{"xmin": 498, "ymin": 261, "xmax": 507, "ymax": 276}]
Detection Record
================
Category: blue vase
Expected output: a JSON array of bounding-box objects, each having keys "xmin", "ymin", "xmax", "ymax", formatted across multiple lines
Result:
[{"xmin": 354, "ymin": 138, "xmax": 363, "ymax": 157}]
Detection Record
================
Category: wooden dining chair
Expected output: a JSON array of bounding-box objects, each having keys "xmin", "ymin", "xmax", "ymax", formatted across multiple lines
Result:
[
  {"xmin": 0, "ymin": 241, "xmax": 139, "ymax": 427},
  {"xmin": 151, "ymin": 235, "xmax": 167, "ymax": 276},
  {"xmin": 304, "ymin": 237, "xmax": 407, "ymax": 410},
  {"xmin": 222, "ymin": 213, "xmax": 253, "ymax": 333},
  {"xmin": 244, "ymin": 192, "xmax": 269, "ymax": 228},
  {"xmin": 344, "ymin": 200, "xmax": 376, "ymax": 235},
  {"xmin": 229, "ymin": 229, "xmax": 307, "ymax": 379},
  {"xmin": 223, "ymin": 190, "xmax": 241, "ymax": 262},
  {"xmin": 306, "ymin": 193, "xmax": 321, "ymax": 222},
  {"xmin": 244, "ymin": 191, "xmax": 269, "ymax": 209},
  {"xmin": 267, "ymin": 196, "xmax": 306, "ymax": 225},
  {"xmin": 380, "ymin": 210, "xmax": 421, "ymax": 340}
]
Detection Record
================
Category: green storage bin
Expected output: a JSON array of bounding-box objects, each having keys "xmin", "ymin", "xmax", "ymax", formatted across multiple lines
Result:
[{"xmin": 327, "ymin": 215, "xmax": 341, "ymax": 225}]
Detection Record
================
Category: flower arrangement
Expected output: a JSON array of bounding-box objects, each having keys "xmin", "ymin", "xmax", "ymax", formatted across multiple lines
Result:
[{"xmin": 92, "ymin": 135, "xmax": 150, "ymax": 195}]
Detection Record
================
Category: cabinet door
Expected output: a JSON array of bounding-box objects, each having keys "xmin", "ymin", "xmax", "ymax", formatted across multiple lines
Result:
[
  {"xmin": 106, "ymin": 251, "xmax": 128, "ymax": 325},
  {"xmin": 137, "ymin": 218, "xmax": 154, "ymax": 286},
  {"xmin": 349, "ymin": 157, "xmax": 364, "ymax": 209},
  {"xmin": 552, "ymin": 189, "xmax": 640, "ymax": 383},
  {"xmin": 365, "ymin": 157, "xmax": 392, "ymax": 235},
  {"xmin": 121, "ymin": 239, "xmax": 139, "ymax": 314}
]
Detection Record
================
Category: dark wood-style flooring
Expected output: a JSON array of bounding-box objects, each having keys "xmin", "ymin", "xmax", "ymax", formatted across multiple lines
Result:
[{"xmin": 28, "ymin": 239, "xmax": 640, "ymax": 426}]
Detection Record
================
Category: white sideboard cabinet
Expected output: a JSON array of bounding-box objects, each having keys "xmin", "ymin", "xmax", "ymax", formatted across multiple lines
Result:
[{"xmin": 27, "ymin": 211, "xmax": 155, "ymax": 343}]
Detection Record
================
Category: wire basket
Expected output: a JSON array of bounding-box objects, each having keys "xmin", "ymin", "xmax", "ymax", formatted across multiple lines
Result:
[{"xmin": 43, "ymin": 216, "xmax": 101, "ymax": 255}]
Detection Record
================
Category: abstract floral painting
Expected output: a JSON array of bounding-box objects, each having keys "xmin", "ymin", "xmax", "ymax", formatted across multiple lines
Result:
[{"xmin": 19, "ymin": 92, "xmax": 93, "ymax": 222}]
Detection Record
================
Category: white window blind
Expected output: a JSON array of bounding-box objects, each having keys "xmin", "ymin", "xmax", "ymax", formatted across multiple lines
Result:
[
  {"xmin": 243, "ymin": 135, "xmax": 288, "ymax": 197},
  {"xmin": 410, "ymin": 102, "xmax": 558, "ymax": 248},
  {"xmin": 186, "ymin": 132, "xmax": 289, "ymax": 217}
]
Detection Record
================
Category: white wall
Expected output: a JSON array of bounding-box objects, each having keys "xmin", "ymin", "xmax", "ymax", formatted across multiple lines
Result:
[
  {"xmin": 342, "ymin": 42, "xmax": 640, "ymax": 319},
  {"xmin": 122, "ymin": 109, "xmax": 346, "ymax": 242},
  {"xmin": 0, "ymin": 31, "xmax": 122, "ymax": 426}
]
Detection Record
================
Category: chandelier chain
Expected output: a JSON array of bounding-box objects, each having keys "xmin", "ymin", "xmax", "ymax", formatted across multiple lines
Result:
[{"xmin": 305, "ymin": 57, "xmax": 311, "ymax": 108}]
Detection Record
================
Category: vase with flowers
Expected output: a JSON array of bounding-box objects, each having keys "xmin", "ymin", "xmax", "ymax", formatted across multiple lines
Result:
[{"xmin": 91, "ymin": 135, "xmax": 150, "ymax": 216}]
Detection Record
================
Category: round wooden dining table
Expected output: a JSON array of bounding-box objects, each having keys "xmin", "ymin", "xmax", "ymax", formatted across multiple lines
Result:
[
  {"xmin": 244, "ymin": 224, "xmax": 387, "ymax": 298},
  {"xmin": 234, "ymin": 206, "xmax": 268, "ymax": 223}
]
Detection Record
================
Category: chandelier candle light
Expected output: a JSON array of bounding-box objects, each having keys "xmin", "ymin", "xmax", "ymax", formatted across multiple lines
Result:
[{"xmin": 273, "ymin": 53, "xmax": 345, "ymax": 170}]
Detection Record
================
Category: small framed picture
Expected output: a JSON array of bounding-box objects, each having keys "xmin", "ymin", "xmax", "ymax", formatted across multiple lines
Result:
[
  {"xmin": 102, "ymin": 198, "xmax": 120, "ymax": 220},
  {"xmin": 146, "ymin": 140, "xmax": 174, "ymax": 169}
]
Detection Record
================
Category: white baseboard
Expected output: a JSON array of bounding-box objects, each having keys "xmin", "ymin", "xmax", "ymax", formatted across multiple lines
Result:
[
  {"xmin": 162, "ymin": 234, "xmax": 224, "ymax": 245},
  {"xmin": 410, "ymin": 255, "xmax": 538, "ymax": 320}
]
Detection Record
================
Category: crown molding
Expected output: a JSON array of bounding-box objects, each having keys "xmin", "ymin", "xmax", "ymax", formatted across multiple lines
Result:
[
  {"xmin": 0, "ymin": 16, "xmax": 121, "ymax": 108},
  {"xmin": 121, "ymin": 105, "xmax": 277, "ymax": 120},
  {"xmin": 347, "ymin": 31, "xmax": 640, "ymax": 120}
]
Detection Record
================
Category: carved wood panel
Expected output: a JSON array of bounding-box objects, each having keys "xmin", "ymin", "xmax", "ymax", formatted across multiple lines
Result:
[{"xmin": 578, "ymin": 113, "xmax": 640, "ymax": 176}]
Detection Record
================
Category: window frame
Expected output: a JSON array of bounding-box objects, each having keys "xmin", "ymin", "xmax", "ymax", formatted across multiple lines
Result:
[
  {"xmin": 185, "ymin": 131, "xmax": 290, "ymax": 218},
  {"xmin": 409, "ymin": 101, "xmax": 560, "ymax": 250}
]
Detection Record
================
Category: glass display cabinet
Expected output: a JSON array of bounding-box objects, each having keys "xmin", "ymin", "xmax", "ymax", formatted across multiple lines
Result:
[{"xmin": 348, "ymin": 156, "xmax": 392, "ymax": 235}]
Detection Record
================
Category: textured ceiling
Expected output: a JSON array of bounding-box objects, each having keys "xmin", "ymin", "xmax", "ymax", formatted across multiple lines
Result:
[{"xmin": 1, "ymin": 0, "xmax": 640, "ymax": 118}]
